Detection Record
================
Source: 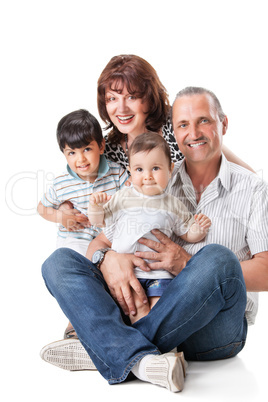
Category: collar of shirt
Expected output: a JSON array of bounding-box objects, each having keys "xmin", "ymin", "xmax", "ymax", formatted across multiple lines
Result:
[
  {"xmin": 66, "ymin": 155, "xmax": 109, "ymax": 182},
  {"xmin": 168, "ymin": 154, "xmax": 231, "ymax": 208}
]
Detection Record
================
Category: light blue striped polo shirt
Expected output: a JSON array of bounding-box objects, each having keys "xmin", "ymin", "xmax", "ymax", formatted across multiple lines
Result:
[{"xmin": 41, "ymin": 155, "xmax": 129, "ymax": 241}]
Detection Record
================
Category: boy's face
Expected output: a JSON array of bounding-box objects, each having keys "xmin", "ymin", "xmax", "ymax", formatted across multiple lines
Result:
[
  {"xmin": 63, "ymin": 140, "xmax": 105, "ymax": 182},
  {"xmin": 129, "ymin": 147, "xmax": 173, "ymax": 196}
]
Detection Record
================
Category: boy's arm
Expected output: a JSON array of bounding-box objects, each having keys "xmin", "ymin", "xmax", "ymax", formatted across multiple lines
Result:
[
  {"xmin": 88, "ymin": 192, "xmax": 111, "ymax": 227},
  {"xmin": 37, "ymin": 201, "xmax": 89, "ymax": 231},
  {"xmin": 180, "ymin": 213, "xmax": 211, "ymax": 243}
]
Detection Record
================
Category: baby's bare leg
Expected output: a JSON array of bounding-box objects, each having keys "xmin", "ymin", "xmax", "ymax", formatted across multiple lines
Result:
[{"xmin": 130, "ymin": 294, "xmax": 160, "ymax": 324}]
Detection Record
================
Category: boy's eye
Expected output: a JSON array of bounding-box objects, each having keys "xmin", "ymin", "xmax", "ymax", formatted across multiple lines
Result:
[
  {"xmin": 84, "ymin": 147, "xmax": 91, "ymax": 152},
  {"xmin": 68, "ymin": 151, "xmax": 75, "ymax": 156}
]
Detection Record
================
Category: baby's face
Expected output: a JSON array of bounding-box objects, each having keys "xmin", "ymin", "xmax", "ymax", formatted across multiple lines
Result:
[{"xmin": 129, "ymin": 147, "xmax": 173, "ymax": 196}]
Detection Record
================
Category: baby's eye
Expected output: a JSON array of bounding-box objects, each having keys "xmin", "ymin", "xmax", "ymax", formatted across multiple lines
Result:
[
  {"xmin": 153, "ymin": 166, "xmax": 160, "ymax": 171},
  {"xmin": 136, "ymin": 167, "xmax": 143, "ymax": 172}
]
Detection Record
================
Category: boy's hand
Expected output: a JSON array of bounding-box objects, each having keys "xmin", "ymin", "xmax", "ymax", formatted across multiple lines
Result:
[
  {"xmin": 194, "ymin": 213, "xmax": 211, "ymax": 230},
  {"xmin": 90, "ymin": 192, "xmax": 111, "ymax": 206},
  {"xmin": 59, "ymin": 209, "xmax": 89, "ymax": 231}
]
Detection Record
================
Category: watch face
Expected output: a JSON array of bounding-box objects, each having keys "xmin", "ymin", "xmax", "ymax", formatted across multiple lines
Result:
[{"xmin": 92, "ymin": 250, "xmax": 102, "ymax": 264}]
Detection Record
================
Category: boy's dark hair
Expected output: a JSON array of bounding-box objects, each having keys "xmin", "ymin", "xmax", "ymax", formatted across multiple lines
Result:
[
  {"xmin": 129, "ymin": 132, "xmax": 172, "ymax": 168},
  {"xmin": 57, "ymin": 109, "xmax": 103, "ymax": 152}
]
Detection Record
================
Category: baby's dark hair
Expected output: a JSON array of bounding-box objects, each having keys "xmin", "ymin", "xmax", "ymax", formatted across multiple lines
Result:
[
  {"xmin": 128, "ymin": 132, "xmax": 172, "ymax": 168},
  {"xmin": 57, "ymin": 109, "xmax": 103, "ymax": 152}
]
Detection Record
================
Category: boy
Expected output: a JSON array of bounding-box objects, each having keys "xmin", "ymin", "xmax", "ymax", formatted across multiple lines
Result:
[
  {"xmin": 38, "ymin": 109, "xmax": 129, "ymax": 256},
  {"xmin": 88, "ymin": 132, "xmax": 211, "ymax": 323}
]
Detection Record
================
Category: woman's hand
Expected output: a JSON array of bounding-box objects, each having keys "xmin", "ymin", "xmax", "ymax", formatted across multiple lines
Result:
[
  {"xmin": 135, "ymin": 229, "xmax": 191, "ymax": 276},
  {"xmin": 100, "ymin": 251, "xmax": 150, "ymax": 316}
]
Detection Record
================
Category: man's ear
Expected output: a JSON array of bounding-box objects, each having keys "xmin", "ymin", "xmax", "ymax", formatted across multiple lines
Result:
[{"xmin": 222, "ymin": 116, "xmax": 228, "ymax": 136}]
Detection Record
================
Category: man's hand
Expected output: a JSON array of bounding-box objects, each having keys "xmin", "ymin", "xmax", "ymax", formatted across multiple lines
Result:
[
  {"xmin": 135, "ymin": 229, "xmax": 191, "ymax": 276},
  {"xmin": 100, "ymin": 251, "xmax": 150, "ymax": 316}
]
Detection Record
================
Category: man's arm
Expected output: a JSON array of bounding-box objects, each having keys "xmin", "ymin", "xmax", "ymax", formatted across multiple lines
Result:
[
  {"xmin": 241, "ymin": 251, "xmax": 268, "ymax": 291},
  {"xmin": 86, "ymin": 232, "xmax": 149, "ymax": 316}
]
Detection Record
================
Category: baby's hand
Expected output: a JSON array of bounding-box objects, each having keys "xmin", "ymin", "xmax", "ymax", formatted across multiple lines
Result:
[
  {"xmin": 194, "ymin": 213, "xmax": 211, "ymax": 230},
  {"xmin": 90, "ymin": 192, "xmax": 111, "ymax": 206}
]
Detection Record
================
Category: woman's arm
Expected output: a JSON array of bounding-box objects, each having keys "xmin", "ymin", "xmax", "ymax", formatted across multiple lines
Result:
[{"xmin": 222, "ymin": 144, "xmax": 255, "ymax": 172}]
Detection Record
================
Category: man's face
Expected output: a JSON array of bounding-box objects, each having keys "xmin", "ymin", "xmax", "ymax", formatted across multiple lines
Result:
[{"xmin": 172, "ymin": 93, "xmax": 228, "ymax": 165}]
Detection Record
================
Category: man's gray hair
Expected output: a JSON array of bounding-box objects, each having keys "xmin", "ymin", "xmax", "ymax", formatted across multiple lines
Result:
[{"xmin": 172, "ymin": 86, "xmax": 226, "ymax": 122}]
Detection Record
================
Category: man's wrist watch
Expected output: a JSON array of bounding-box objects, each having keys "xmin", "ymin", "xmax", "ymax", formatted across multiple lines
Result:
[{"xmin": 92, "ymin": 248, "xmax": 111, "ymax": 270}]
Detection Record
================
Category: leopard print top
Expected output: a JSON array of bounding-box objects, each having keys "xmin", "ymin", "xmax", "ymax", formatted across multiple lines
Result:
[{"xmin": 103, "ymin": 119, "xmax": 184, "ymax": 170}]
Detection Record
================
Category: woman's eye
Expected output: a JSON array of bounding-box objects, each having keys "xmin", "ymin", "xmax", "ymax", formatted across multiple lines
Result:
[{"xmin": 106, "ymin": 96, "xmax": 115, "ymax": 102}]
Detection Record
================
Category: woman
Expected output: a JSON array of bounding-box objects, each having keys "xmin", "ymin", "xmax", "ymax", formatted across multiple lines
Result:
[{"xmin": 41, "ymin": 54, "xmax": 253, "ymax": 369}]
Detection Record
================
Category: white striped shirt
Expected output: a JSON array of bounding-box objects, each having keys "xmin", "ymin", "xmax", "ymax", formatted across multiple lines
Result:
[
  {"xmin": 41, "ymin": 155, "xmax": 129, "ymax": 241},
  {"xmin": 167, "ymin": 155, "xmax": 268, "ymax": 325}
]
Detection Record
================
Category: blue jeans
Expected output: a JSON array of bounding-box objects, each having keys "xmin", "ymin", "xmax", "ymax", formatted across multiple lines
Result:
[{"xmin": 42, "ymin": 244, "xmax": 248, "ymax": 384}]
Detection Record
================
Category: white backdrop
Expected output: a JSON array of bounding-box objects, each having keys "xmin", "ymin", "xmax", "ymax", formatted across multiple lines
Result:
[{"xmin": 2, "ymin": 1, "xmax": 268, "ymax": 401}]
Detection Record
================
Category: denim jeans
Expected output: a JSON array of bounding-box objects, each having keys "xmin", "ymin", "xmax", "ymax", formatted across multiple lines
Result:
[{"xmin": 42, "ymin": 244, "xmax": 248, "ymax": 384}]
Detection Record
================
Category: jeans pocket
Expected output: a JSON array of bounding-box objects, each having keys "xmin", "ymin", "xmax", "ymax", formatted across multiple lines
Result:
[{"xmin": 195, "ymin": 340, "xmax": 246, "ymax": 361}]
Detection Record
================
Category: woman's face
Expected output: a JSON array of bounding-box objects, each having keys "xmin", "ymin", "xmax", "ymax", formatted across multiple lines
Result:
[{"xmin": 105, "ymin": 85, "xmax": 149, "ymax": 137}]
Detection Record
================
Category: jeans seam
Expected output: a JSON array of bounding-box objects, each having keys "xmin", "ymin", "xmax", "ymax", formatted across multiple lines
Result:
[
  {"xmin": 196, "ymin": 340, "xmax": 246, "ymax": 360},
  {"xmin": 158, "ymin": 277, "xmax": 245, "ymax": 343}
]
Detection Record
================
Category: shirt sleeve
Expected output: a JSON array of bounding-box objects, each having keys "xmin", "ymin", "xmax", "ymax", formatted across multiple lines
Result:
[
  {"xmin": 172, "ymin": 197, "xmax": 195, "ymax": 236},
  {"xmin": 246, "ymin": 180, "xmax": 268, "ymax": 255},
  {"xmin": 102, "ymin": 192, "xmax": 118, "ymax": 242},
  {"xmin": 40, "ymin": 184, "xmax": 60, "ymax": 209}
]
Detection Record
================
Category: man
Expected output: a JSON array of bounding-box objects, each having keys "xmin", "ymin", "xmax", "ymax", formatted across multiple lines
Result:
[{"xmin": 41, "ymin": 87, "xmax": 268, "ymax": 392}]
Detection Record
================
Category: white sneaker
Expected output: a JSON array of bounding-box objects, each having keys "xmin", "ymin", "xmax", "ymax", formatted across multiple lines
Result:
[
  {"xmin": 40, "ymin": 339, "xmax": 96, "ymax": 371},
  {"xmin": 144, "ymin": 352, "xmax": 186, "ymax": 392}
]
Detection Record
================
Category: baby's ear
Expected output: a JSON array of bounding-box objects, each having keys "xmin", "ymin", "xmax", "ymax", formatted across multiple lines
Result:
[{"xmin": 127, "ymin": 165, "xmax": 131, "ymax": 173}]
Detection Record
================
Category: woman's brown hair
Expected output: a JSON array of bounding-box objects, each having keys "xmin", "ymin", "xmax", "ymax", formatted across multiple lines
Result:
[{"xmin": 97, "ymin": 55, "xmax": 170, "ymax": 144}]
